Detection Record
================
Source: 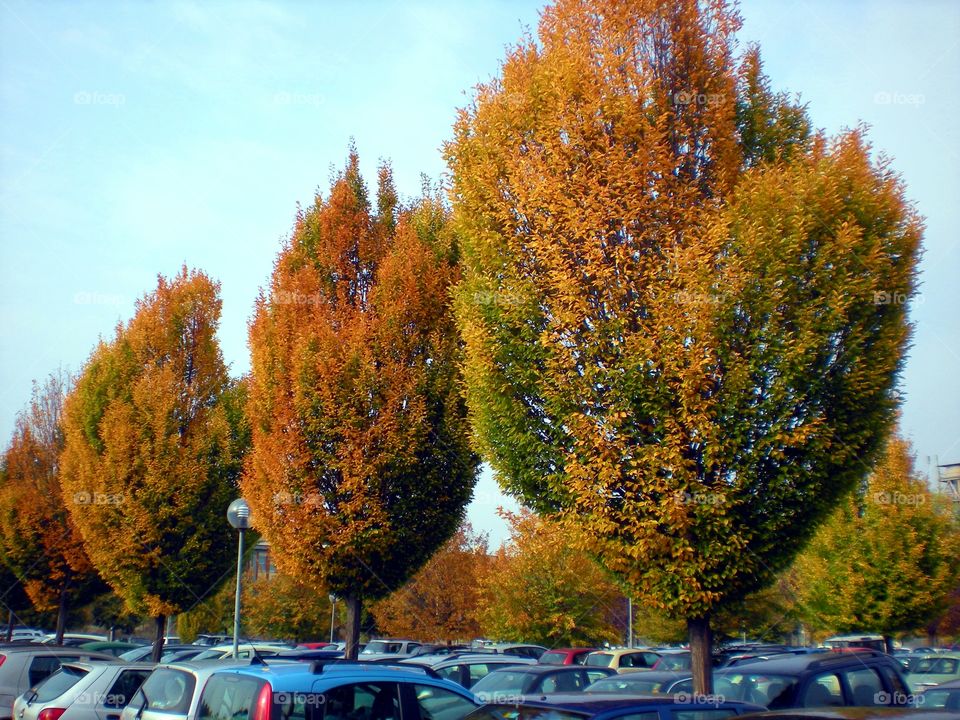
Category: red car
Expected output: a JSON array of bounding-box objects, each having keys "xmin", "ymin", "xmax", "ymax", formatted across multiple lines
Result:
[{"xmin": 539, "ymin": 648, "xmax": 597, "ymax": 665}]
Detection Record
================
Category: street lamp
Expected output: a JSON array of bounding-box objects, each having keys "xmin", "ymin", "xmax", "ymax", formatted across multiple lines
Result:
[
  {"xmin": 227, "ymin": 498, "xmax": 251, "ymax": 659},
  {"xmin": 329, "ymin": 594, "xmax": 337, "ymax": 644}
]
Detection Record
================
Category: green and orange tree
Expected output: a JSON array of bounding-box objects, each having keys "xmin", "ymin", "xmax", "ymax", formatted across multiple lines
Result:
[
  {"xmin": 479, "ymin": 510, "xmax": 624, "ymax": 647},
  {"xmin": 60, "ymin": 268, "xmax": 247, "ymax": 660},
  {"xmin": 447, "ymin": 0, "xmax": 920, "ymax": 691},
  {"xmin": 0, "ymin": 371, "xmax": 103, "ymax": 643},
  {"xmin": 243, "ymin": 572, "xmax": 334, "ymax": 643},
  {"xmin": 793, "ymin": 433, "xmax": 960, "ymax": 651},
  {"xmin": 244, "ymin": 152, "xmax": 478, "ymax": 659},
  {"xmin": 371, "ymin": 523, "xmax": 489, "ymax": 641}
]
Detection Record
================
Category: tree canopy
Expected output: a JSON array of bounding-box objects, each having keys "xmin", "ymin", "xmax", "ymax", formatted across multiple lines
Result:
[
  {"xmin": 447, "ymin": 0, "xmax": 920, "ymax": 691},
  {"xmin": 60, "ymin": 267, "xmax": 246, "ymax": 659},
  {"xmin": 243, "ymin": 151, "xmax": 479, "ymax": 658}
]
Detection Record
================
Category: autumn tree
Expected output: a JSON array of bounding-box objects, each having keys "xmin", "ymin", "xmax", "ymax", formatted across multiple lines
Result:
[
  {"xmin": 371, "ymin": 523, "xmax": 489, "ymax": 641},
  {"xmin": 447, "ymin": 0, "xmax": 920, "ymax": 692},
  {"xmin": 0, "ymin": 371, "xmax": 103, "ymax": 643},
  {"xmin": 60, "ymin": 268, "xmax": 247, "ymax": 661},
  {"xmin": 793, "ymin": 433, "xmax": 960, "ymax": 651},
  {"xmin": 478, "ymin": 510, "xmax": 623, "ymax": 647},
  {"xmin": 244, "ymin": 152, "xmax": 478, "ymax": 660},
  {"xmin": 243, "ymin": 572, "xmax": 334, "ymax": 642}
]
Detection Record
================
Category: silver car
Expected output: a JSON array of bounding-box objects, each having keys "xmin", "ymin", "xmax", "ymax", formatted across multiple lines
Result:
[
  {"xmin": 13, "ymin": 662, "xmax": 153, "ymax": 720},
  {"xmin": 120, "ymin": 660, "xmax": 291, "ymax": 720}
]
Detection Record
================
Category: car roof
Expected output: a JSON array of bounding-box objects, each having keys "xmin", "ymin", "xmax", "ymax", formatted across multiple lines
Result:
[
  {"xmin": 491, "ymin": 693, "xmax": 764, "ymax": 713},
  {"xmin": 405, "ymin": 653, "xmax": 534, "ymax": 666},
  {"xmin": 588, "ymin": 648, "xmax": 657, "ymax": 658},
  {"xmin": 0, "ymin": 646, "xmax": 117, "ymax": 659},
  {"xmin": 212, "ymin": 661, "xmax": 473, "ymax": 693},
  {"xmin": 484, "ymin": 665, "xmax": 599, "ymax": 676},
  {"xmin": 714, "ymin": 650, "xmax": 893, "ymax": 675},
  {"xmin": 61, "ymin": 661, "xmax": 156, "ymax": 672}
]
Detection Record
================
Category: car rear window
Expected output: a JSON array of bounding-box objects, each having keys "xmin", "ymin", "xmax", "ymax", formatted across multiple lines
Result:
[
  {"xmin": 33, "ymin": 666, "xmax": 90, "ymax": 703},
  {"xmin": 197, "ymin": 674, "xmax": 266, "ymax": 720},
  {"xmin": 538, "ymin": 652, "xmax": 566, "ymax": 665},
  {"xmin": 138, "ymin": 668, "xmax": 197, "ymax": 715},
  {"xmin": 584, "ymin": 654, "xmax": 612, "ymax": 667}
]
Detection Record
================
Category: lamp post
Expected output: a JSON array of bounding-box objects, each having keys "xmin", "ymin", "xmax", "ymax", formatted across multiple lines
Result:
[
  {"xmin": 226, "ymin": 498, "xmax": 251, "ymax": 659},
  {"xmin": 329, "ymin": 594, "xmax": 337, "ymax": 644}
]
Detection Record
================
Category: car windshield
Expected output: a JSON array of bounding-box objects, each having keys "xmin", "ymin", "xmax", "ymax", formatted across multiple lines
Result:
[
  {"xmin": 538, "ymin": 652, "xmax": 567, "ymax": 664},
  {"xmin": 471, "ymin": 671, "xmax": 531, "ymax": 699},
  {"xmin": 33, "ymin": 666, "xmax": 90, "ymax": 703},
  {"xmin": 585, "ymin": 675, "xmax": 667, "ymax": 694},
  {"xmin": 465, "ymin": 705, "xmax": 588, "ymax": 720},
  {"xmin": 583, "ymin": 654, "xmax": 611, "ymax": 667},
  {"xmin": 654, "ymin": 654, "xmax": 690, "ymax": 670},
  {"xmin": 712, "ymin": 672, "xmax": 800, "ymax": 708}
]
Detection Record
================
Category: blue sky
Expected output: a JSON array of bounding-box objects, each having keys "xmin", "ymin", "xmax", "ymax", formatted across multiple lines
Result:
[{"xmin": 1, "ymin": 0, "xmax": 957, "ymax": 547}]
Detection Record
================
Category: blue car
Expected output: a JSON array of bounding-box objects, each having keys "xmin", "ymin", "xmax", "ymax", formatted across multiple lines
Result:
[{"xmin": 194, "ymin": 661, "xmax": 480, "ymax": 720}]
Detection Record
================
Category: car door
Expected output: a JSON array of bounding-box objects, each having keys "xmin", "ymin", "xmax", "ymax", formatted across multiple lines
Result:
[{"xmin": 99, "ymin": 668, "xmax": 152, "ymax": 720}]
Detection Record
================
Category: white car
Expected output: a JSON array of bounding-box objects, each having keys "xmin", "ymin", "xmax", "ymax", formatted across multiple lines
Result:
[
  {"xmin": 188, "ymin": 643, "xmax": 294, "ymax": 661},
  {"xmin": 14, "ymin": 662, "xmax": 153, "ymax": 720}
]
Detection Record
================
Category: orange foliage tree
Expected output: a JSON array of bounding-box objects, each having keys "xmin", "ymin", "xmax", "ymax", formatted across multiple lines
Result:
[
  {"xmin": 0, "ymin": 371, "xmax": 102, "ymax": 642},
  {"xmin": 371, "ymin": 523, "xmax": 489, "ymax": 641},
  {"xmin": 244, "ymin": 151, "xmax": 478, "ymax": 659},
  {"xmin": 60, "ymin": 268, "xmax": 247, "ymax": 660},
  {"xmin": 447, "ymin": 0, "xmax": 921, "ymax": 691},
  {"xmin": 478, "ymin": 510, "xmax": 624, "ymax": 647}
]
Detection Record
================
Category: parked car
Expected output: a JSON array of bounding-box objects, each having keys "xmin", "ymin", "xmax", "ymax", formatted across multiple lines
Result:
[
  {"xmin": 735, "ymin": 710, "xmax": 958, "ymax": 719},
  {"xmin": 471, "ymin": 664, "xmax": 616, "ymax": 701},
  {"xmin": 78, "ymin": 643, "xmax": 147, "ymax": 658},
  {"xmin": 539, "ymin": 649, "xmax": 597, "ymax": 666},
  {"xmin": 477, "ymin": 644, "xmax": 548, "ymax": 661},
  {"xmin": 13, "ymin": 661, "xmax": 153, "ymax": 720},
  {"xmin": 39, "ymin": 636, "xmax": 109, "ymax": 648},
  {"xmin": 191, "ymin": 635, "xmax": 231, "ymax": 647},
  {"xmin": 119, "ymin": 660, "xmax": 274, "ymax": 720},
  {"xmin": 192, "ymin": 659, "xmax": 479, "ymax": 720},
  {"xmin": 651, "ymin": 651, "xmax": 692, "ymax": 672},
  {"xmin": 189, "ymin": 643, "xmax": 294, "ymax": 661},
  {"xmin": 117, "ymin": 646, "xmax": 198, "ymax": 663},
  {"xmin": 464, "ymin": 693, "xmax": 765, "ymax": 720},
  {"xmin": 359, "ymin": 640, "xmax": 425, "ymax": 660},
  {"xmin": 584, "ymin": 649, "xmax": 662, "ymax": 672},
  {"xmin": 905, "ymin": 654, "xmax": 960, "ymax": 689},
  {"xmin": 919, "ymin": 677, "xmax": 960, "ymax": 711},
  {"xmin": 403, "ymin": 653, "xmax": 536, "ymax": 689},
  {"xmin": 822, "ymin": 635, "xmax": 888, "ymax": 653},
  {"xmin": 0, "ymin": 646, "xmax": 118, "ymax": 720},
  {"xmin": 667, "ymin": 651, "xmax": 915, "ymax": 710},
  {"xmin": 8, "ymin": 629, "xmax": 45, "ymax": 643},
  {"xmin": 584, "ymin": 670, "xmax": 692, "ymax": 695}
]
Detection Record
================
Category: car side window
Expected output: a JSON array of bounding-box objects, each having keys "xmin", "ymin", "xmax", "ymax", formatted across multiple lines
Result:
[
  {"xmin": 105, "ymin": 669, "xmax": 152, "ymax": 708},
  {"xmin": 802, "ymin": 673, "xmax": 843, "ymax": 707},
  {"xmin": 29, "ymin": 656, "xmax": 79, "ymax": 687},
  {"xmin": 584, "ymin": 670, "xmax": 611, "ymax": 685},
  {"xmin": 435, "ymin": 665, "xmax": 461, "ymax": 684},
  {"xmin": 322, "ymin": 683, "xmax": 399, "ymax": 720},
  {"xmin": 541, "ymin": 672, "xmax": 582, "ymax": 693},
  {"xmin": 842, "ymin": 668, "xmax": 883, "ymax": 707},
  {"xmin": 411, "ymin": 684, "xmax": 475, "ymax": 720},
  {"xmin": 467, "ymin": 664, "xmax": 494, "ymax": 688}
]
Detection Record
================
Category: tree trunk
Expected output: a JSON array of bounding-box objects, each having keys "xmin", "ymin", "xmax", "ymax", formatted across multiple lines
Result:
[
  {"xmin": 688, "ymin": 615, "xmax": 713, "ymax": 695},
  {"xmin": 5, "ymin": 609, "xmax": 13, "ymax": 642},
  {"xmin": 344, "ymin": 595, "xmax": 362, "ymax": 661},
  {"xmin": 883, "ymin": 634, "xmax": 895, "ymax": 654},
  {"xmin": 151, "ymin": 615, "xmax": 166, "ymax": 663},
  {"xmin": 55, "ymin": 583, "xmax": 68, "ymax": 644}
]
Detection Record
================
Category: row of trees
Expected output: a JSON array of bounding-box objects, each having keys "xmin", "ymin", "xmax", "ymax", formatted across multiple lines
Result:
[{"xmin": 0, "ymin": 0, "xmax": 939, "ymax": 690}]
